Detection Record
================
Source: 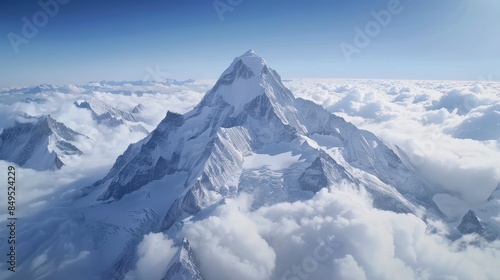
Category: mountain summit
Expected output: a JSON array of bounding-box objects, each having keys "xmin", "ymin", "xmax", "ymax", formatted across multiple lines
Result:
[
  {"xmin": 84, "ymin": 50, "xmax": 445, "ymax": 278},
  {"xmin": 198, "ymin": 49, "xmax": 305, "ymax": 132},
  {"xmin": 92, "ymin": 50, "xmax": 442, "ymax": 232},
  {"xmin": 5, "ymin": 51, "xmax": 461, "ymax": 280},
  {"xmin": 207, "ymin": 49, "xmax": 269, "ymax": 110},
  {"xmin": 0, "ymin": 115, "xmax": 85, "ymax": 170}
]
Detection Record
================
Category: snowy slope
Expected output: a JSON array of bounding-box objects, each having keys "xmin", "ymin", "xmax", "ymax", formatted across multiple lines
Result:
[
  {"xmin": 90, "ymin": 50, "xmax": 443, "ymax": 241},
  {"xmin": 16, "ymin": 50, "xmax": 438, "ymax": 279},
  {"xmin": 3, "ymin": 51, "xmax": 497, "ymax": 280}
]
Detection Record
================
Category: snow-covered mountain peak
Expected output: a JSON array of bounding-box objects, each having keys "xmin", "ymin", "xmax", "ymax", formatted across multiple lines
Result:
[
  {"xmin": 0, "ymin": 114, "xmax": 85, "ymax": 170},
  {"xmin": 458, "ymin": 210, "xmax": 498, "ymax": 241},
  {"xmin": 242, "ymin": 48, "xmax": 256, "ymax": 55},
  {"xmin": 73, "ymin": 98, "xmax": 150, "ymax": 133},
  {"xmin": 27, "ymin": 83, "xmax": 56, "ymax": 94},
  {"xmin": 161, "ymin": 238, "xmax": 204, "ymax": 280},
  {"xmin": 44, "ymin": 114, "xmax": 58, "ymax": 127},
  {"xmin": 132, "ymin": 103, "xmax": 145, "ymax": 114},
  {"xmin": 207, "ymin": 55, "xmax": 265, "ymax": 110},
  {"xmin": 193, "ymin": 50, "xmax": 302, "ymax": 134},
  {"xmin": 237, "ymin": 49, "xmax": 267, "ymax": 72},
  {"xmin": 74, "ymin": 99, "xmax": 126, "ymax": 118},
  {"xmin": 223, "ymin": 49, "xmax": 267, "ymax": 78},
  {"xmin": 94, "ymin": 50, "xmax": 442, "ymax": 229}
]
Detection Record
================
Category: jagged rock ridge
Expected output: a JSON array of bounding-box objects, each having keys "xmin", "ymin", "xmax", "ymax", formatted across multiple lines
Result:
[
  {"xmin": 92, "ymin": 50, "xmax": 443, "ymax": 235},
  {"xmin": 161, "ymin": 238, "xmax": 204, "ymax": 280},
  {"xmin": 458, "ymin": 210, "xmax": 498, "ymax": 241},
  {"xmin": 0, "ymin": 115, "xmax": 85, "ymax": 170},
  {"xmin": 74, "ymin": 99, "xmax": 149, "ymax": 133}
]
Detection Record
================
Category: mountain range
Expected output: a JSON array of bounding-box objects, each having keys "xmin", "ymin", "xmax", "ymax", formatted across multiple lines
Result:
[
  {"xmin": 74, "ymin": 98, "xmax": 149, "ymax": 133},
  {"xmin": 1, "ymin": 50, "xmax": 498, "ymax": 280}
]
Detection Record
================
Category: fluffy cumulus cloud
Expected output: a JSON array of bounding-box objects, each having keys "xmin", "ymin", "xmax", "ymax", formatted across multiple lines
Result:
[
  {"xmin": 327, "ymin": 89, "xmax": 395, "ymax": 120},
  {"xmin": 381, "ymin": 127, "xmax": 500, "ymax": 205},
  {"xmin": 285, "ymin": 79, "xmax": 500, "ymax": 217},
  {"xmin": 184, "ymin": 195, "xmax": 277, "ymax": 280},
  {"xmin": 125, "ymin": 233, "xmax": 179, "ymax": 280},
  {"xmin": 108, "ymin": 79, "xmax": 500, "ymax": 280},
  {"xmin": 0, "ymin": 82, "xmax": 206, "ymax": 217},
  {"xmin": 0, "ymin": 103, "xmax": 17, "ymax": 130},
  {"xmin": 427, "ymin": 89, "xmax": 484, "ymax": 116},
  {"xmin": 133, "ymin": 184, "xmax": 500, "ymax": 280},
  {"xmin": 452, "ymin": 102, "xmax": 500, "ymax": 141},
  {"xmin": 4, "ymin": 78, "xmax": 497, "ymax": 218},
  {"xmin": 332, "ymin": 255, "xmax": 367, "ymax": 280},
  {"xmin": 2, "ymin": 79, "xmax": 500, "ymax": 280}
]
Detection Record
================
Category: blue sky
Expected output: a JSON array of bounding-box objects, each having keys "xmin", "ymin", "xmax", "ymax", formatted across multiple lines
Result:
[{"xmin": 1, "ymin": 0, "xmax": 499, "ymax": 87}]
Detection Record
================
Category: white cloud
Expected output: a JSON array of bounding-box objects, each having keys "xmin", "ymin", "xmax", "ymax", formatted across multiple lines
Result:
[
  {"xmin": 332, "ymin": 255, "xmax": 367, "ymax": 280},
  {"xmin": 0, "ymin": 83, "xmax": 207, "ymax": 217},
  {"xmin": 1, "ymin": 79, "xmax": 499, "ymax": 280},
  {"xmin": 163, "ymin": 184, "xmax": 500, "ymax": 280},
  {"xmin": 184, "ymin": 194, "xmax": 276, "ymax": 280},
  {"xmin": 452, "ymin": 102, "xmax": 500, "ymax": 141},
  {"xmin": 125, "ymin": 233, "xmax": 178, "ymax": 280},
  {"xmin": 285, "ymin": 79, "xmax": 500, "ymax": 217},
  {"xmin": 325, "ymin": 88, "xmax": 396, "ymax": 121},
  {"xmin": 0, "ymin": 104, "xmax": 16, "ymax": 129},
  {"xmin": 427, "ymin": 89, "xmax": 483, "ymax": 116}
]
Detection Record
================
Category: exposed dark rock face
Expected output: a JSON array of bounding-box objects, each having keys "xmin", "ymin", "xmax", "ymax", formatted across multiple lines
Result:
[{"xmin": 458, "ymin": 210, "xmax": 498, "ymax": 241}]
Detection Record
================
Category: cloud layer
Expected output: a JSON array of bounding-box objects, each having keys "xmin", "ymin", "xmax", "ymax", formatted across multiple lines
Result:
[
  {"xmin": 132, "ymin": 184, "xmax": 500, "ymax": 280},
  {"xmin": 125, "ymin": 233, "xmax": 178, "ymax": 280},
  {"xmin": 285, "ymin": 79, "xmax": 500, "ymax": 217},
  {"xmin": 0, "ymin": 82, "xmax": 206, "ymax": 217},
  {"xmin": 1, "ymin": 79, "xmax": 499, "ymax": 280}
]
